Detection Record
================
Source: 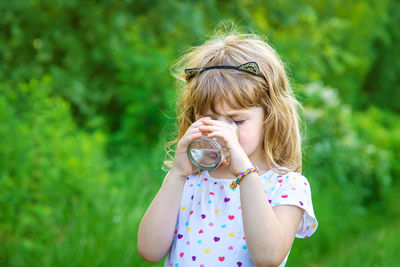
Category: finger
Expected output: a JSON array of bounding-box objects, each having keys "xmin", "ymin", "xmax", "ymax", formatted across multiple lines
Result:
[
  {"xmin": 194, "ymin": 115, "xmax": 211, "ymax": 121},
  {"xmin": 178, "ymin": 120, "xmax": 208, "ymax": 151},
  {"xmin": 206, "ymin": 130, "xmax": 225, "ymax": 139},
  {"xmin": 201, "ymin": 118, "xmax": 227, "ymax": 126},
  {"xmin": 200, "ymin": 118, "xmax": 233, "ymax": 129},
  {"xmin": 200, "ymin": 124, "xmax": 237, "ymax": 138},
  {"xmin": 188, "ymin": 117, "xmax": 211, "ymax": 130},
  {"xmin": 220, "ymin": 158, "xmax": 230, "ymax": 168},
  {"xmin": 186, "ymin": 126, "xmax": 201, "ymax": 135},
  {"xmin": 202, "ymin": 118, "xmax": 234, "ymax": 132},
  {"xmin": 199, "ymin": 125, "xmax": 221, "ymax": 134},
  {"xmin": 187, "ymin": 122, "xmax": 202, "ymax": 131},
  {"xmin": 201, "ymin": 118, "xmax": 218, "ymax": 125},
  {"xmin": 178, "ymin": 131, "xmax": 203, "ymax": 150}
]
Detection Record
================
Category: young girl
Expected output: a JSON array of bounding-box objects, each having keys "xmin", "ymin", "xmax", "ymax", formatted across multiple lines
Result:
[{"xmin": 138, "ymin": 32, "xmax": 318, "ymax": 267}]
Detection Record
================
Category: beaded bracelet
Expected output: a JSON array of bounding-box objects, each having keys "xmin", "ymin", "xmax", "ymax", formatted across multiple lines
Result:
[{"xmin": 230, "ymin": 167, "xmax": 259, "ymax": 189}]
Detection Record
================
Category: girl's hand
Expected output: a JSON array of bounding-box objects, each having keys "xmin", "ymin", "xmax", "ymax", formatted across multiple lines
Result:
[
  {"xmin": 200, "ymin": 118, "xmax": 253, "ymax": 176},
  {"xmin": 170, "ymin": 117, "xmax": 209, "ymax": 179}
]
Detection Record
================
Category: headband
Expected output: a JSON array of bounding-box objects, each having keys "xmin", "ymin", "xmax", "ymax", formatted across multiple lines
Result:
[{"xmin": 184, "ymin": 61, "xmax": 267, "ymax": 83}]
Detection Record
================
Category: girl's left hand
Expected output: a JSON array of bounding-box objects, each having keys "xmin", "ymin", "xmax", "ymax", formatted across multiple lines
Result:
[{"xmin": 199, "ymin": 118, "xmax": 253, "ymax": 176}]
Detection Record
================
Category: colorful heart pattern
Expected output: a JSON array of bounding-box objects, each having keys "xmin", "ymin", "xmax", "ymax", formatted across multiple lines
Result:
[{"xmin": 165, "ymin": 170, "xmax": 317, "ymax": 266}]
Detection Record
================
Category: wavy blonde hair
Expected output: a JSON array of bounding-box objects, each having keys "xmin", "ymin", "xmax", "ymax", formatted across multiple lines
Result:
[{"xmin": 165, "ymin": 31, "xmax": 302, "ymax": 174}]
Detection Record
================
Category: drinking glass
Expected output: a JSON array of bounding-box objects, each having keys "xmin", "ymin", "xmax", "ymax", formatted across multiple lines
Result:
[{"xmin": 187, "ymin": 117, "xmax": 238, "ymax": 171}]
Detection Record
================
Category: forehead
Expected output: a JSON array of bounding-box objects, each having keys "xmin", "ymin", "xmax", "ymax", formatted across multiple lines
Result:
[{"xmin": 202, "ymin": 101, "xmax": 251, "ymax": 116}]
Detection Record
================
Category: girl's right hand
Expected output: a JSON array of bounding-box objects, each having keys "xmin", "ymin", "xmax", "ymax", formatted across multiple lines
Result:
[{"xmin": 170, "ymin": 117, "xmax": 209, "ymax": 179}]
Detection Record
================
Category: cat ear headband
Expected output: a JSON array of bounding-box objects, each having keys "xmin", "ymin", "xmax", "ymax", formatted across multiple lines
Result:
[{"xmin": 184, "ymin": 61, "xmax": 267, "ymax": 83}]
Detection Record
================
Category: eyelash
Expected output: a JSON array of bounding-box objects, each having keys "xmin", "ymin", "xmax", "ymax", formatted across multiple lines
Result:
[{"xmin": 197, "ymin": 114, "xmax": 244, "ymax": 125}]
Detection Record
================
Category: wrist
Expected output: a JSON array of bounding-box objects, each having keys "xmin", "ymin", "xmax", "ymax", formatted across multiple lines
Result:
[
  {"xmin": 168, "ymin": 166, "xmax": 190, "ymax": 181},
  {"xmin": 235, "ymin": 161, "xmax": 254, "ymax": 175},
  {"xmin": 230, "ymin": 167, "xmax": 259, "ymax": 189},
  {"xmin": 231, "ymin": 157, "xmax": 254, "ymax": 177}
]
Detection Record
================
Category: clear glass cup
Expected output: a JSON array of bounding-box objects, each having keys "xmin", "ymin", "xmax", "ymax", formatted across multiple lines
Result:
[{"xmin": 187, "ymin": 117, "xmax": 239, "ymax": 171}]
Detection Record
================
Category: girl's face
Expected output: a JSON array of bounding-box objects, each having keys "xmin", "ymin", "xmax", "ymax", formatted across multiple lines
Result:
[{"xmin": 197, "ymin": 101, "xmax": 266, "ymax": 166}]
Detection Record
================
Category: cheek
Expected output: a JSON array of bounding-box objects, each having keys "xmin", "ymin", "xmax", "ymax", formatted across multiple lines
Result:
[
  {"xmin": 239, "ymin": 137, "xmax": 258, "ymax": 154},
  {"xmin": 238, "ymin": 126, "xmax": 264, "ymax": 153}
]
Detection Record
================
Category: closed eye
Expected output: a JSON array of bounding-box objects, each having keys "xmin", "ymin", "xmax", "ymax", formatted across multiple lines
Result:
[{"xmin": 233, "ymin": 120, "xmax": 244, "ymax": 125}]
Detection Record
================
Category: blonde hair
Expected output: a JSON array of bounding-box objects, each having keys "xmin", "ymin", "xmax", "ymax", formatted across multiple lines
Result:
[{"xmin": 165, "ymin": 31, "xmax": 302, "ymax": 174}]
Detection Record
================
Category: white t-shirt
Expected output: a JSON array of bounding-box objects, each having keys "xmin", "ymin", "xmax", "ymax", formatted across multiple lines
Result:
[{"xmin": 164, "ymin": 170, "xmax": 318, "ymax": 267}]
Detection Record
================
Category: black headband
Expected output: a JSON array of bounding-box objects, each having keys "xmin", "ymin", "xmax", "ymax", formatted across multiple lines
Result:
[{"xmin": 184, "ymin": 61, "xmax": 267, "ymax": 83}]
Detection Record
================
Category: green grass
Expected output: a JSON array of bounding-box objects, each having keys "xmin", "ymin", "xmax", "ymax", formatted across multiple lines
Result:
[
  {"xmin": 2, "ymin": 143, "xmax": 399, "ymax": 267},
  {"xmin": 316, "ymin": 220, "xmax": 400, "ymax": 266}
]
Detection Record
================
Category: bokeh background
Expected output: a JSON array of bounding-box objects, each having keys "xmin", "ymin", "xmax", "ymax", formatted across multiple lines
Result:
[{"xmin": 1, "ymin": 0, "xmax": 400, "ymax": 266}]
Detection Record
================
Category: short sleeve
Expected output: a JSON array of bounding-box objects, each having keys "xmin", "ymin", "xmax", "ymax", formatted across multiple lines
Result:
[{"xmin": 270, "ymin": 173, "xmax": 318, "ymax": 238}]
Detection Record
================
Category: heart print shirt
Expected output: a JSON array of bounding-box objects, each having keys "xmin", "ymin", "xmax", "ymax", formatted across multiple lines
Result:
[{"xmin": 164, "ymin": 170, "xmax": 318, "ymax": 267}]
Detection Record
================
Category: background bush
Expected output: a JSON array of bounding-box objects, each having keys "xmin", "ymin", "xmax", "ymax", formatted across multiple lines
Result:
[{"xmin": 1, "ymin": 0, "xmax": 399, "ymax": 266}]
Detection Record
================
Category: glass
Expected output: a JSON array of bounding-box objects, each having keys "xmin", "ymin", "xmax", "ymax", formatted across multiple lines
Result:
[{"xmin": 187, "ymin": 117, "xmax": 239, "ymax": 171}]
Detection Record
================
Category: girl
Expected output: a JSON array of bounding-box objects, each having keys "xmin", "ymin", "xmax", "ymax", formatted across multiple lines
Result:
[{"xmin": 137, "ymin": 31, "xmax": 318, "ymax": 267}]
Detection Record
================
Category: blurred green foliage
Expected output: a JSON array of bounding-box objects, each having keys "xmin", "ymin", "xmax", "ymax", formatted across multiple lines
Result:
[{"xmin": 1, "ymin": 0, "xmax": 400, "ymax": 266}]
